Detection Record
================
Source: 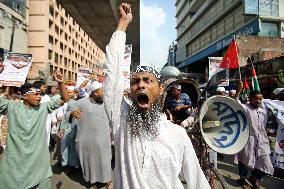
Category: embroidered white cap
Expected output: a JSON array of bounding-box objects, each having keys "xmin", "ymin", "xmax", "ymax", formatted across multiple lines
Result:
[
  {"xmin": 216, "ymin": 87, "xmax": 225, "ymax": 92},
  {"xmin": 88, "ymin": 81, "xmax": 103, "ymax": 95}
]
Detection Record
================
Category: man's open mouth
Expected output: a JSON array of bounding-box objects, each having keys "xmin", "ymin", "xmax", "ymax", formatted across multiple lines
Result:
[{"xmin": 136, "ymin": 92, "xmax": 150, "ymax": 109}]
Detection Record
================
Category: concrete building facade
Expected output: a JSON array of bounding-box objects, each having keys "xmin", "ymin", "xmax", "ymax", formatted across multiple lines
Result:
[
  {"xmin": 58, "ymin": 0, "xmax": 140, "ymax": 68},
  {"xmin": 175, "ymin": 0, "xmax": 284, "ymax": 82},
  {"xmin": 28, "ymin": 0, "xmax": 105, "ymax": 82},
  {"xmin": 0, "ymin": 0, "xmax": 28, "ymax": 56}
]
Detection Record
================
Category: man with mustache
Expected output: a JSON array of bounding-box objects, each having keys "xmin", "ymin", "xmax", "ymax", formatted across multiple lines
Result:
[
  {"xmin": 0, "ymin": 68, "xmax": 70, "ymax": 189},
  {"xmin": 103, "ymin": 3, "xmax": 210, "ymax": 189},
  {"xmin": 235, "ymin": 82, "xmax": 274, "ymax": 189},
  {"xmin": 71, "ymin": 81, "xmax": 113, "ymax": 189}
]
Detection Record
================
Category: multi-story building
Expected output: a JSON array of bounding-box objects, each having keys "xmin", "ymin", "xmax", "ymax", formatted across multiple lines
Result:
[
  {"xmin": 28, "ymin": 0, "xmax": 105, "ymax": 82},
  {"xmin": 175, "ymin": 0, "xmax": 284, "ymax": 82},
  {"xmin": 0, "ymin": 0, "xmax": 28, "ymax": 57}
]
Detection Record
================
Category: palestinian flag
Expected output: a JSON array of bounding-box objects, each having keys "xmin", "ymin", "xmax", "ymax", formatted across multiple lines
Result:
[
  {"xmin": 251, "ymin": 66, "xmax": 260, "ymax": 92},
  {"xmin": 241, "ymin": 77, "xmax": 250, "ymax": 100}
]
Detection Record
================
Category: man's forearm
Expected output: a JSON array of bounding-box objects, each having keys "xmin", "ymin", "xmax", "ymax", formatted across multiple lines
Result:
[
  {"xmin": 117, "ymin": 20, "xmax": 129, "ymax": 32},
  {"xmin": 58, "ymin": 82, "xmax": 70, "ymax": 102},
  {"xmin": 79, "ymin": 79, "xmax": 89, "ymax": 89}
]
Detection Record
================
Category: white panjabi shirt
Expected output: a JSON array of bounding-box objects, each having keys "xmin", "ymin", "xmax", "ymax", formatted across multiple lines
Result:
[{"xmin": 104, "ymin": 31, "xmax": 210, "ymax": 189}]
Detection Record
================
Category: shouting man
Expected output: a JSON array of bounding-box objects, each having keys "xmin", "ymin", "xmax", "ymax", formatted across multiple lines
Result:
[
  {"xmin": 0, "ymin": 69, "xmax": 70, "ymax": 189},
  {"xmin": 104, "ymin": 3, "xmax": 210, "ymax": 189}
]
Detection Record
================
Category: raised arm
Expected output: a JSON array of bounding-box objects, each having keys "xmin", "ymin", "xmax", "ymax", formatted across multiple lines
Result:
[
  {"xmin": 79, "ymin": 71, "xmax": 98, "ymax": 89},
  {"xmin": 104, "ymin": 3, "xmax": 132, "ymax": 123},
  {"xmin": 53, "ymin": 70, "xmax": 70, "ymax": 103},
  {"xmin": 46, "ymin": 70, "xmax": 70, "ymax": 112}
]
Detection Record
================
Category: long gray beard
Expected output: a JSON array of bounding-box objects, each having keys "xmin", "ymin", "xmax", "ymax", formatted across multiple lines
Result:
[{"xmin": 128, "ymin": 104, "xmax": 161, "ymax": 140}]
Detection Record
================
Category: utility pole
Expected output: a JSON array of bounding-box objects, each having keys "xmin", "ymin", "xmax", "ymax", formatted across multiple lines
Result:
[{"xmin": 9, "ymin": 19, "xmax": 16, "ymax": 52}]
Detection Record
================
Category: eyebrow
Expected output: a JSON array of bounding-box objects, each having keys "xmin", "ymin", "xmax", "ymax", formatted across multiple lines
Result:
[{"xmin": 131, "ymin": 76, "xmax": 152, "ymax": 80}]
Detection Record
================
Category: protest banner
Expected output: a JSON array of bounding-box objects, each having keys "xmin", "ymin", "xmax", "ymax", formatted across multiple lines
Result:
[
  {"xmin": 208, "ymin": 57, "xmax": 229, "ymax": 86},
  {"xmin": 263, "ymin": 99, "xmax": 284, "ymax": 170},
  {"xmin": 0, "ymin": 53, "xmax": 32, "ymax": 87},
  {"xmin": 76, "ymin": 67, "xmax": 92, "ymax": 87}
]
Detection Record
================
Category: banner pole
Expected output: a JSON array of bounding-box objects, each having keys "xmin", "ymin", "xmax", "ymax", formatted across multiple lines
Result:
[{"xmin": 234, "ymin": 35, "xmax": 242, "ymax": 81}]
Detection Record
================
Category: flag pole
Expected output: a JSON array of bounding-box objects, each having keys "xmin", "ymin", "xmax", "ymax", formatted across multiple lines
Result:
[{"xmin": 234, "ymin": 35, "xmax": 242, "ymax": 81}]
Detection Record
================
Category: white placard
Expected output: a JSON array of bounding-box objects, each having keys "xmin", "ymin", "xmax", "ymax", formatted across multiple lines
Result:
[
  {"xmin": 208, "ymin": 57, "xmax": 229, "ymax": 86},
  {"xmin": 76, "ymin": 67, "xmax": 92, "ymax": 87},
  {"xmin": 0, "ymin": 53, "xmax": 32, "ymax": 86}
]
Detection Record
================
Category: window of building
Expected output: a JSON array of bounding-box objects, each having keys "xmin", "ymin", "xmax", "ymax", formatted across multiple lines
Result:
[
  {"xmin": 55, "ymin": 25, "xmax": 59, "ymax": 34},
  {"xmin": 49, "ymin": 6, "xmax": 54, "ymax": 17},
  {"xmin": 64, "ymin": 57, "xmax": 67, "ymax": 67},
  {"xmin": 48, "ymin": 49, "xmax": 52, "ymax": 60},
  {"xmin": 48, "ymin": 35, "xmax": 53, "ymax": 44},
  {"xmin": 60, "ymin": 17, "xmax": 64, "ymax": 26},
  {"xmin": 55, "ymin": 53, "xmax": 59, "ymax": 63},
  {"xmin": 55, "ymin": 11, "xmax": 59, "ymax": 18},
  {"xmin": 60, "ymin": 42, "xmax": 64, "ymax": 50},
  {"xmin": 68, "ymin": 71, "xmax": 71, "ymax": 80},
  {"xmin": 50, "ymin": 65, "xmax": 53, "ymax": 74},
  {"xmin": 259, "ymin": 0, "xmax": 279, "ymax": 17},
  {"xmin": 49, "ymin": 19, "xmax": 53, "ymax": 28},
  {"xmin": 258, "ymin": 21, "xmax": 280, "ymax": 37}
]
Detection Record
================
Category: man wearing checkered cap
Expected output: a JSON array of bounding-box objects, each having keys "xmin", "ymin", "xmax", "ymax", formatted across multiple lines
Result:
[{"xmin": 102, "ymin": 3, "xmax": 210, "ymax": 189}]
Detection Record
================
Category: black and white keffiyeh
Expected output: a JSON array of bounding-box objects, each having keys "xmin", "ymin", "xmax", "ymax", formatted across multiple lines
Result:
[{"xmin": 132, "ymin": 65, "xmax": 161, "ymax": 81}]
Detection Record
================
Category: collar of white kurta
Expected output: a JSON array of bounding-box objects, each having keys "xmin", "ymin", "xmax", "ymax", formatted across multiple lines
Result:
[{"xmin": 132, "ymin": 65, "xmax": 161, "ymax": 80}]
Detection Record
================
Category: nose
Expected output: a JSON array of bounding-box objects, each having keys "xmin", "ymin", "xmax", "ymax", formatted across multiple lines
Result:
[{"xmin": 137, "ymin": 79, "xmax": 146, "ymax": 90}]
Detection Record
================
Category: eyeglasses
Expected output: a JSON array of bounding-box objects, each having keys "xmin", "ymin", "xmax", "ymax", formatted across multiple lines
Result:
[{"xmin": 25, "ymin": 88, "xmax": 41, "ymax": 95}]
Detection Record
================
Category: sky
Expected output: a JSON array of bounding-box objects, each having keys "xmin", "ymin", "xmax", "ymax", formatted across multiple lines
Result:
[{"xmin": 140, "ymin": 0, "xmax": 176, "ymax": 69}]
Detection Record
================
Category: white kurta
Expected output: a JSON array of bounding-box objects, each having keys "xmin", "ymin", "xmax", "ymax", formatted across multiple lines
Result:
[{"xmin": 104, "ymin": 31, "xmax": 210, "ymax": 189}]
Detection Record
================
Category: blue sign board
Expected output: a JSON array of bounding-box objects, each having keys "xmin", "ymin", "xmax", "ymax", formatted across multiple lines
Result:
[{"xmin": 178, "ymin": 19, "xmax": 260, "ymax": 68}]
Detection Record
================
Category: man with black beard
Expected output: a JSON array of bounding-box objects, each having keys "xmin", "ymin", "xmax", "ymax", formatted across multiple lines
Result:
[
  {"xmin": 103, "ymin": 3, "xmax": 210, "ymax": 189},
  {"xmin": 71, "ymin": 81, "xmax": 113, "ymax": 189}
]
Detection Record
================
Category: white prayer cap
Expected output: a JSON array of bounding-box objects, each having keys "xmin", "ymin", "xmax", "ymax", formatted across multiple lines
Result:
[
  {"xmin": 170, "ymin": 83, "xmax": 181, "ymax": 90},
  {"xmin": 216, "ymin": 87, "xmax": 225, "ymax": 92},
  {"xmin": 66, "ymin": 86, "xmax": 75, "ymax": 91},
  {"xmin": 225, "ymin": 90, "xmax": 229, "ymax": 94},
  {"xmin": 230, "ymin": 90, "xmax": 236, "ymax": 93},
  {"xmin": 74, "ymin": 86, "xmax": 79, "ymax": 91},
  {"xmin": 88, "ymin": 81, "xmax": 103, "ymax": 95},
  {"xmin": 273, "ymin": 88, "xmax": 284, "ymax": 95}
]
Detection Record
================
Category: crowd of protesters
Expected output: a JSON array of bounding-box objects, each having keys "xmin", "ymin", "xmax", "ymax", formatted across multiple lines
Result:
[{"xmin": 0, "ymin": 3, "xmax": 283, "ymax": 189}]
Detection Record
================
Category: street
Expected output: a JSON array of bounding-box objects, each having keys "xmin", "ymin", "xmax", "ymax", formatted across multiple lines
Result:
[{"xmin": 50, "ymin": 151, "xmax": 284, "ymax": 189}]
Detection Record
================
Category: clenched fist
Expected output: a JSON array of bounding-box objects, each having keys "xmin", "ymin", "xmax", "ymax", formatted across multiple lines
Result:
[{"xmin": 117, "ymin": 3, "xmax": 133, "ymax": 32}]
